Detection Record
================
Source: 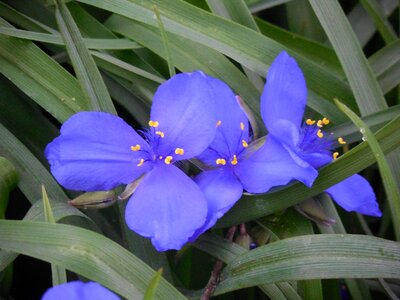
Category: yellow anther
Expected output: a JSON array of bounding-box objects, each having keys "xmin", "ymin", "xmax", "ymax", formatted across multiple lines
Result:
[
  {"xmin": 231, "ymin": 155, "xmax": 238, "ymax": 165},
  {"xmin": 130, "ymin": 144, "xmax": 141, "ymax": 151},
  {"xmin": 216, "ymin": 120, "xmax": 222, "ymax": 127},
  {"xmin": 317, "ymin": 120, "xmax": 324, "ymax": 128},
  {"xmin": 175, "ymin": 148, "xmax": 185, "ymax": 155},
  {"xmin": 148, "ymin": 120, "xmax": 159, "ymax": 128},
  {"xmin": 242, "ymin": 140, "xmax": 249, "ymax": 148},
  {"xmin": 338, "ymin": 137, "xmax": 346, "ymax": 145},
  {"xmin": 137, "ymin": 159, "xmax": 144, "ymax": 167},
  {"xmin": 156, "ymin": 131, "xmax": 165, "ymax": 138},
  {"xmin": 240, "ymin": 122, "xmax": 245, "ymax": 131},
  {"xmin": 306, "ymin": 119, "xmax": 316, "ymax": 125},
  {"xmin": 317, "ymin": 129, "xmax": 324, "ymax": 138},
  {"xmin": 216, "ymin": 158, "xmax": 226, "ymax": 165},
  {"xmin": 333, "ymin": 152, "xmax": 339, "ymax": 160},
  {"xmin": 322, "ymin": 117, "xmax": 330, "ymax": 125},
  {"xmin": 164, "ymin": 156, "xmax": 173, "ymax": 164}
]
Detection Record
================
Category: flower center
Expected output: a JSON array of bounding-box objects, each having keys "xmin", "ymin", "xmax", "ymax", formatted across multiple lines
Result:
[
  {"xmin": 130, "ymin": 120, "xmax": 185, "ymax": 167},
  {"xmin": 214, "ymin": 120, "xmax": 249, "ymax": 166},
  {"xmin": 300, "ymin": 118, "xmax": 346, "ymax": 160}
]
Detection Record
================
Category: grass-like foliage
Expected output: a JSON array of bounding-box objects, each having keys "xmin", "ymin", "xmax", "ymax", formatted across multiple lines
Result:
[{"xmin": 0, "ymin": 0, "xmax": 399, "ymax": 299}]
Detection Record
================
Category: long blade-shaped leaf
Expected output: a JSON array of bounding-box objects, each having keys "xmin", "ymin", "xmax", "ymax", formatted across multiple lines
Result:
[
  {"xmin": 335, "ymin": 99, "xmax": 400, "ymax": 240},
  {"xmin": 309, "ymin": 0, "xmax": 387, "ymax": 114},
  {"xmin": 359, "ymin": 0, "xmax": 397, "ymax": 44},
  {"xmin": 0, "ymin": 18, "xmax": 84, "ymax": 122},
  {"xmin": 0, "ymin": 157, "xmax": 17, "ymax": 219},
  {"xmin": 78, "ymin": 0, "xmax": 357, "ymax": 110},
  {"xmin": 215, "ymin": 235, "xmax": 400, "ymax": 295},
  {"xmin": 54, "ymin": 0, "xmax": 116, "ymax": 113},
  {"xmin": 42, "ymin": 186, "xmax": 67, "ymax": 286},
  {"xmin": 194, "ymin": 234, "xmax": 301, "ymax": 300},
  {"xmin": 0, "ymin": 27, "xmax": 141, "ymax": 49},
  {"xmin": 0, "ymin": 220, "xmax": 186, "ymax": 300}
]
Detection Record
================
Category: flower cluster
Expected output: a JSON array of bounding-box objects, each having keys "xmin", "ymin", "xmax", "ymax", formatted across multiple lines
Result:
[{"xmin": 45, "ymin": 51, "xmax": 381, "ymax": 251}]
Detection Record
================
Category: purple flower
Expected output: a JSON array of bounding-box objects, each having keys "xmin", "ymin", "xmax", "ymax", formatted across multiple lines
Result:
[
  {"xmin": 42, "ymin": 281, "xmax": 119, "ymax": 300},
  {"xmin": 188, "ymin": 77, "xmax": 259, "ymax": 240},
  {"xmin": 238, "ymin": 51, "xmax": 382, "ymax": 217},
  {"xmin": 45, "ymin": 71, "xmax": 218, "ymax": 251}
]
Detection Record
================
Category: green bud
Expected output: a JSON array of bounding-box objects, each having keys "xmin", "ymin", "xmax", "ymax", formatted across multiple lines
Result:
[{"xmin": 69, "ymin": 190, "xmax": 116, "ymax": 209}]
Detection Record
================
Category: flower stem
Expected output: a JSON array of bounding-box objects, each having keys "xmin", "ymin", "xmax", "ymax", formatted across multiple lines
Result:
[{"xmin": 200, "ymin": 225, "xmax": 237, "ymax": 300}]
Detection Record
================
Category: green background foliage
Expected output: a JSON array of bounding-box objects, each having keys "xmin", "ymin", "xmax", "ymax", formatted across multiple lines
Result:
[{"xmin": 0, "ymin": 0, "xmax": 399, "ymax": 299}]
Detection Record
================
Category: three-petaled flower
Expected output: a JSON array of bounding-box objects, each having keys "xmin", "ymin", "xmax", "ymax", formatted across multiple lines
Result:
[
  {"xmin": 45, "ymin": 71, "xmax": 219, "ymax": 251},
  {"xmin": 239, "ymin": 51, "xmax": 382, "ymax": 216},
  {"xmin": 42, "ymin": 281, "xmax": 119, "ymax": 300},
  {"xmin": 187, "ymin": 77, "xmax": 256, "ymax": 240}
]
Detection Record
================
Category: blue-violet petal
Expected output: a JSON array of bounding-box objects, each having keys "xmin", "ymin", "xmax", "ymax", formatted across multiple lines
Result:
[
  {"xmin": 260, "ymin": 51, "xmax": 307, "ymax": 136},
  {"xmin": 125, "ymin": 163, "xmax": 208, "ymax": 251},
  {"xmin": 235, "ymin": 135, "xmax": 318, "ymax": 193},
  {"xmin": 42, "ymin": 281, "xmax": 119, "ymax": 300},
  {"xmin": 45, "ymin": 112, "xmax": 152, "ymax": 191},
  {"xmin": 197, "ymin": 76, "xmax": 249, "ymax": 165},
  {"xmin": 189, "ymin": 168, "xmax": 243, "ymax": 241},
  {"xmin": 150, "ymin": 71, "xmax": 217, "ymax": 160},
  {"xmin": 325, "ymin": 174, "xmax": 382, "ymax": 217}
]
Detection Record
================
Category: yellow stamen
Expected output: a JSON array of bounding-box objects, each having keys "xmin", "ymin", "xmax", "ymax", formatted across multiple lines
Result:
[
  {"xmin": 175, "ymin": 148, "xmax": 185, "ymax": 155},
  {"xmin": 216, "ymin": 158, "xmax": 226, "ymax": 165},
  {"xmin": 317, "ymin": 120, "xmax": 323, "ymax": 128},
  {"xmin": 164, "ymin": 156, "xmax": 173, "ymax": 164},
  {"xmin": 322, "ymin": 117, "xmax": 330, "ymax": 125},
  {"xmin": 240, "ymin": 122, "xmax": 245, "ymax": 131},
  {"xmin": 148, "ymin": 120, "xmax": 159, "ymax": 127},
  {"xmin": 306, "ymin": 119, "xmax": 316, "ymax": 125},
  {"xmin": 130, "ymin": 144, "xmax": 141, "ymax": 151},
  {"xmin": 242, "ymin": 140, "xmax": 249, "ymax": 148},
  {"xmin": 137, "ymin": 159, "xmax": 144, "ymax": 167},
  {"xmin": 231, "ymin": 155, "xmax": 238, "ymax": 165},
  {"xmin": 317, "ymin": 129, "xmax": 324, "ymax": 138},
  {"xmin": 156, "ymin": 131, "xmax": 165, "ymax": 138},
  {"xmin": 333, "ymin": 152, "xmax": 339, "ymax": 160},
  {"xmin": 338, "ymin": 137, "xmax": 346, "ymax": 145},
  {"xmin": 216, "ymin": 120, "xmax": 222, "ymax": 127}
]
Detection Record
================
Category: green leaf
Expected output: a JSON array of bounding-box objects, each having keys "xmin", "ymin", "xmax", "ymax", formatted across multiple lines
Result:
[
  {"xmin": 331, "ymin": 105, "xmax": 400, "ymax": 144},
  {"xmin": 309, "ymin": 0, "xmax": 387, "ymax": 114},
  {"xmin": 105, "ymin": 16, "xmax": 263, "ymax": 127},
  {"xmin": 78, "ymin": 0, "xmax": 357, "ymax": 111},
  {"xmin": 0, "ymin": 199, "xmax": 97, "ymax": 273},
  {"xmin": 193, "ymin": 234, "xmax": 302, "ymax": 300},
  {"xmin": 91, "ymin": 51, "xmax": 164, "ymax": 84},
  {"xmin": 0, "ymin": 18, "xmax": 84, "ymax": 122},
  {"xmin": 206, "ymin": 0, "xmax": 265, "ymax": 91},
  {"xmin": 144, "ymin": 268, "xmax": 164, "ymax": 300},
  {"xmin": 0, "ymin": 157, "xmax": 18, "ymax": 219},
  {"xmin": 54, "ymin": 0, "xmax": 116, "ymax": 113},
  {"xmin": 359, "ymin": 0, "xmax": 397, "ymax": 44},
  {"xmin": 335, "ymin": 99, "xmax": 400, "ymax": 240},
  {"xmin": 246, "ymin": 0, "xmax": 293, "ymax": 13},
  {"xmin": 0, "ymin": 123, "xmax": 68, "ymax": 205},
  {"xmin": 317, "ymin": 195, "xmax": 373, "ymax": 300},
  {"xmin": 0, "ymin": 27, "xmax": 142, "ymax": 49},
  {"xmin": 152, "ymin": 5, "xmax": 175, "ymax": 77},
  {"xmin": 348, "ymin": 0, "xmax": 398, "ymax": 47},
  {"xmin": 257, "ymin": 209, "xmax": 323, "ymax": 300},
  {"xmin": 42, "ymin": 185, "xmax": 67, "ymax": 286},
  {"xmin": 42, "ymin": 186, "xmax": 56, "ymax": 224},
  {"xmin": 0, "ymin": 220, "xmax": 186, "ymax": 300},
  {"xmin": 217, "ymin": 113, "xmax": 400, "ymax": 227},
  {"xmin": 215, "ymin": 234, "xmax": 400, "ymax": 295}
]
